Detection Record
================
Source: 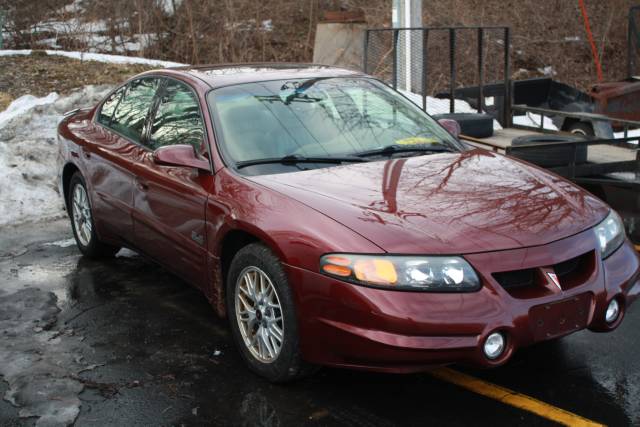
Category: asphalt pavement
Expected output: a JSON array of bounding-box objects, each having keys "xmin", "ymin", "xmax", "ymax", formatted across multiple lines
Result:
[{"xmin": 0, "ymin": 218, "xmax": 638, "ymax": 426}]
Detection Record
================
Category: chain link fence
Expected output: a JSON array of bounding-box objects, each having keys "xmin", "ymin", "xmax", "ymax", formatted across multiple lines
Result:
[
  {"xmin": 629, "ymin": 6, "xmax": 640, "ymax": 77},
  {"xmin": 364, "ymin": 26, "xmax": 511, "ymax": 125}
]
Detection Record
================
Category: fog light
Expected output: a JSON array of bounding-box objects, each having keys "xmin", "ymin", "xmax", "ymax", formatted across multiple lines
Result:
[
  {"xmin": 605, "ymin": 299, "xmax": 620, "ymax": 323},
  {"xmin": 483, "ymin": 332, "xmax": 506, "ymax": 360}
]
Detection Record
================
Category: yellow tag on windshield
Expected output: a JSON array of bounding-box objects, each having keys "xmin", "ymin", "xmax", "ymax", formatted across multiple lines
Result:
[{"xmin": 395, "ymin": 136, "xmax": 438, "ymax": 146}]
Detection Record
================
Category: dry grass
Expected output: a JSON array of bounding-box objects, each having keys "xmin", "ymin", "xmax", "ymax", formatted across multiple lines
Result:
[
  {"xmin": 0, "ymin": 52, "xmax": 155, "ymax": 100},
  {"xmin": 0, "ymin": 92, "xmax": 13, "ymax": 112}
]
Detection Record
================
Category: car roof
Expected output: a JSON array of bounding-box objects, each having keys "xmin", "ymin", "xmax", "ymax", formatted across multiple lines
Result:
[{"xmin": 164, "ymin": 63, "xmax": 366, "ymax": 89}]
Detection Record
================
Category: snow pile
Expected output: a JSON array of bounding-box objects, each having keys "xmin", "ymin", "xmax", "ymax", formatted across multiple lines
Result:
[
  {"xmin": 400, "ymin": 89, "xmax": 503, "ymax": 130},
  {"xmin": 0, "ymin": 93, "xmax": 59, "ymax": 129},
  {"xmin": 0, "ymin": 49, "xmax": 185, "ymax": 67},
  {"xmin": 512, "ymin": 112, "xmax": 559, "ymax": 131},
  {"xmin": 0, "ymin": 85, "xmax": 113, "ymax": 228}
]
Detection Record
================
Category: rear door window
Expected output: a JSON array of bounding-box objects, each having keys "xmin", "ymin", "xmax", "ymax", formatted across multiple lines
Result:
[
  {"xmin": 110, "ymin": 78, "xmax": 159, "ymax": 143},
  {"xmin": 148, "ymin": 80, "xmax": 205, "ymax": 152}
]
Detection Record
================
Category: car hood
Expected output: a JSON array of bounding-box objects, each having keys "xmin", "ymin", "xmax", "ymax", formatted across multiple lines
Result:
[{"xmin": 247, "ymin": 149, "xmax": 609, "ymax": 254}]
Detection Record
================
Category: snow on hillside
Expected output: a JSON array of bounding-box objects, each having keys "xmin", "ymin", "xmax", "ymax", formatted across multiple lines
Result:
[
  {"xmin": 0, "ymin": 49, "xmax": 185, "ymax": 67},
  {"xmin": 0, "ymin": 86, "xmax": 113, "ymax": 227}
]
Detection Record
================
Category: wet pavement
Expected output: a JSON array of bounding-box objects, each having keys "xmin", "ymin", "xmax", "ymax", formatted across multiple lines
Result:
[{"xmin": 0, "ymin": 219, "xmax": 638, "ymax": 426}]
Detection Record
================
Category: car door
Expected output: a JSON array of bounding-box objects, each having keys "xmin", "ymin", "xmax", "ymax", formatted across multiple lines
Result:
[
  {"xmin": 131, "ymin": 78, "xmax": 212, "ymax": 289},
  {"xmin": 89, "ymin": 78, "xmax": 160, "ymax": 244}
]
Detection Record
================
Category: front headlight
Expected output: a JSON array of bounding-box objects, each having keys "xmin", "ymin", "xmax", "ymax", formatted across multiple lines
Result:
[
  {"xmin": 594, "ymin": 210, "xmax": 625, "ymax": 258},
  {"xmin": 320, "ymin": 254, "xmax": 481, "ymax": 292}
]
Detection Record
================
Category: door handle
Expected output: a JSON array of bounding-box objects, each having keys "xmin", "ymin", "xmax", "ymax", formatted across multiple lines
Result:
[{"xmin": 83, "ymin": 151, "xmax": 91, "ymax": 159}]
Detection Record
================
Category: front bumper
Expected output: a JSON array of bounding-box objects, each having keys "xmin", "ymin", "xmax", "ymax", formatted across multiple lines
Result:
[{"xmin": 285, "ymin": 229, "xmax": 640, "ymax": 373}]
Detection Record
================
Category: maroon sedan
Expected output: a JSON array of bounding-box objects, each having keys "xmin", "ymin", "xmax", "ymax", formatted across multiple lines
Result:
[{"xmin": 58, "ymin": 64, "xmax": 640, "ymax": 382}]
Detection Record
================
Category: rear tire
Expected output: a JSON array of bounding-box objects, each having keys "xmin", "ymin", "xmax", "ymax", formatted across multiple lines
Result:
[
  {"xmin": 68, "ymin": 172, "xmax": 119, "ymax": 258},
  {"xmin": 226, "ymin": 243, "xmax": 315, "ymax": 382}
]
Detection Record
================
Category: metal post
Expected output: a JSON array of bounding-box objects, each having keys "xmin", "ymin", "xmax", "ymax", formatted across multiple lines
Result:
[
  {"xmin": 392, "ymin": 30, "xmax": 400, "ymax": 89},
  {"xmin": 421, "ymin": 29, "xmax": 429, "ymax": 112},
  {"xmin": 0, "ymin": 11, "xmax": 5, "ymax": 50},
  {"xmin": 449, "ymin": 28, "xmax": 456, "ymax": 114},
  {"xmin": 392, "ymin": 0, "xmax": 423, "ymax": 92},
  {"xmin": 569, "ymin": 144, "xmax": 577, "ymax": 179},
  {"xmin": 477, "ymin": 27, "xmax": 484, "ymax": 114},
  {"xmin": 363, "ymin": 30, "xmax": 369, "ymax": 73},
  {"xmin": 503, "ymin": 27, "xmax": 511, "ymax": 127},
  {"xmin": 629, "ymin": 9, "xmax": 634, "ymax": 79}
]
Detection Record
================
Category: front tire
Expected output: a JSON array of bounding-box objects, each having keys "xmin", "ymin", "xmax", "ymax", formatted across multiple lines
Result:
[
  {"xmin": 68, "ymin": 172, "xmax": 119, "ymax": 258},
  {"xmin": 226, "ymin": 243, "xmax": 314, "ymax": 382}
]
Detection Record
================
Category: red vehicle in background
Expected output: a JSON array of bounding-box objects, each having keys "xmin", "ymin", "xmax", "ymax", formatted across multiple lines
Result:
[{"xmin": 58, "ymin": 64, "xmax": 640, "ymax": 382}]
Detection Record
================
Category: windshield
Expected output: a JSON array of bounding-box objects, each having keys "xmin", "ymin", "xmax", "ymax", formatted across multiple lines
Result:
[{"xmin": 208, "ymin": 77, "xmax": 461, "ymax": 173}]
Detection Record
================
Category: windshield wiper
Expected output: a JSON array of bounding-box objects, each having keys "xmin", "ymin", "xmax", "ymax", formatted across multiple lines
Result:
[
  {"xmin": 355, "ymin": 144, "xmax": 454, "ymax": 158},
  {"xmin": 235, "ymin": 154, "xmax": 367, "ymax": 170}
]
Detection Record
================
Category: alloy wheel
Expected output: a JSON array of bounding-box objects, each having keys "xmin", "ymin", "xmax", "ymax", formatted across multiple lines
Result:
[
  {"xmin": 235, "ymin": 266, "xmax": 285, "ymax": 363},
  {"xmin": 71, "ymin": 184, "xmax": 92, "ymax": 246}
]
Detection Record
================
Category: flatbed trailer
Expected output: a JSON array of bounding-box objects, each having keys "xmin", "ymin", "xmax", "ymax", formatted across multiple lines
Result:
[{"xmin": 460, "ymin": 117, "xmax": 640, "ymax": 243}]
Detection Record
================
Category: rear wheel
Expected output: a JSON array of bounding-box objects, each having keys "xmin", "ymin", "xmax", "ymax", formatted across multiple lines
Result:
[
  {"xmin": 68, "ymin": 172, "xmax": 119, "ymax": 258},
  {"xmin": 226, "ymin": 243, "xmax": 315, "ymax": 382},
  {"xmin": 566, "ymin": 121, "xmax": 594, "ymax": 137}
]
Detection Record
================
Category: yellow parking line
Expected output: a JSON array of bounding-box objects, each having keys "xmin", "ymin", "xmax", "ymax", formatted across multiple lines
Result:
[{"xmin": 429, "ymin": 367, "xmax": 604, "ymax": 427}]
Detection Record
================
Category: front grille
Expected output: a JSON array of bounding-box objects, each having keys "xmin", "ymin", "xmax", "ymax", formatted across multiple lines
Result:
[
  {"xmin": 493, "ymin": 269, "xmax": 536, "ymax": 290},
  {"xmin": 555, "ymin": 256, "xmax": 581, "ymax": 280},
  {"xmin": 492, "ymin": 251, "xmax": 595, "ymax": 298}
]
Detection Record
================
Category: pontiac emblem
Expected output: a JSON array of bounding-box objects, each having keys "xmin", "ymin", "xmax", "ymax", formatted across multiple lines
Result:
[{"xmin": 547, "ymin": 272, "xmax": 562, "ymax": 290}]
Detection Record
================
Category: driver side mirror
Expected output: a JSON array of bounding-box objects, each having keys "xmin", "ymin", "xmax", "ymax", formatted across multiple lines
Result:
[
  {"xmin": 153, "ymin": 144, "xmax": 210, "ymax": 172},
  {"xmin": 438, "ymin": 118, "xmax": 461, "ymax": 139}
]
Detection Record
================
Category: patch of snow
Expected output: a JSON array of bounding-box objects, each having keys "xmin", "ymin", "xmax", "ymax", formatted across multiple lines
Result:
[
  {"xmin": 43, "ymin": 238, "xmax": 76, "ymax": 248},
  {"xmin": 399, "ymin": 89, "xmax": 503, "ymax": 131},
  {"xmin": 32, "ymin": 18, "xmax": 109, "ymax": 34},
  {"xmin": 564, "ymin": 36, "xmax": 581, "ymax": 42},
  {"xmin": 614, "ymin": 128, "xmax": 640, "ymax": 144},
  {"xmin": 0, "ymin": 49, "xmax": 32, "ymax": 57},
  {"xmin": 0, "ymin": 85, "xmax": 113, "ymax": 228},
  {"xmin": 116, "ymin": 248, "xmax": 139, "ymax": 258},
  {"xmin": 225, "ymin": 19, "xmax": 275, "ymax": 32},
  {"xmin": 262, "ymin": 19, "xmax": 274, "ymax": 32},
  {"xmin": 60, "ymin": 0, "xmax": 85, "ymax": 14},
  {"xmin": 0, "ymin": 49, "xmax": 185, "ymax": 67},
  {"xmin": 0, "ymin": 93, "xmax": 59, "ymax": 129},
  {"xmin": 537, "ymin": 66, "xmax": 557, "ymax": 77},
  {"xmin": 512, "ymin": 113, "xmax": 559, "ymax": 131},
  {"xmin": 158, "ymin": 0, "xmax": 183, "ymax": 15}
]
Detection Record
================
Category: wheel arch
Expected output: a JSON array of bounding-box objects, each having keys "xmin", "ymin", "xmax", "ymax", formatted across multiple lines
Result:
[{"xmin": 214, "ymin": 224, "xmax": 289, "ymax": 317}]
